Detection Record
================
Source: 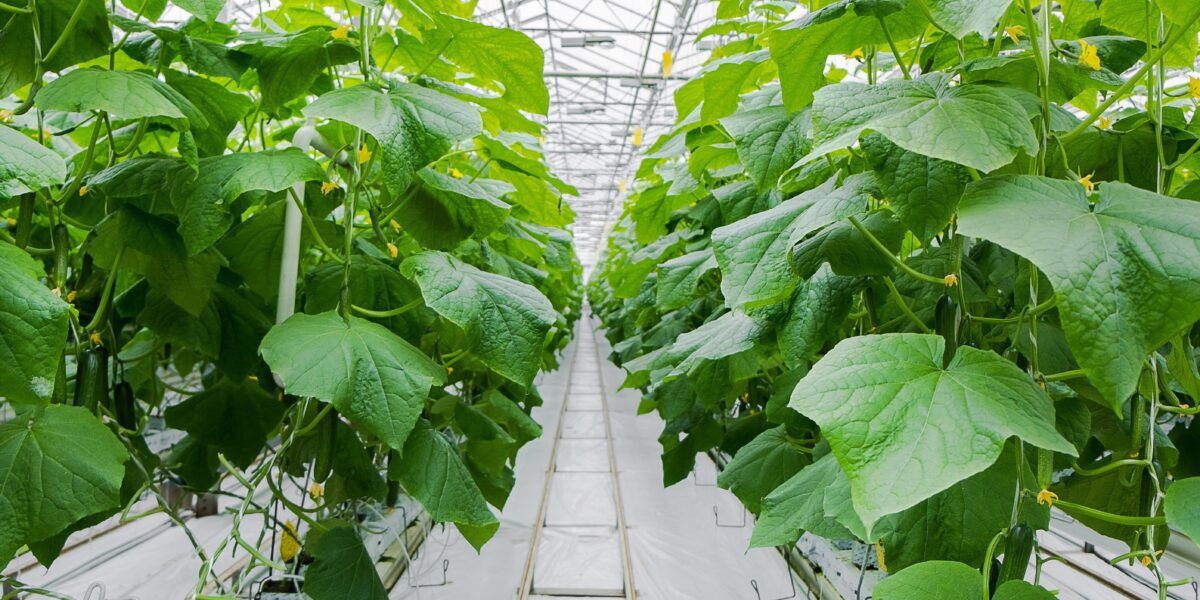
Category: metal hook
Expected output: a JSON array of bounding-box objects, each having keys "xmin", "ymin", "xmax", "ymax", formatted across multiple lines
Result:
[
  {"xmin": 83, "ymin": 582, "xmax": 106, "ymax": 600},
  {"xmin": 410, "ymin": 558, "xmax": 451, "ymax": 588},
  {"xmin": 750, "ymin": 572, "xmax": 798, "ymax": 600},
  {"xmin": 691, "ymin": 468, "xmax": 717, "ymax": 487},
  {"xmin": 713, "ymin": 504, "xmax": 746, "ymax": 528}
]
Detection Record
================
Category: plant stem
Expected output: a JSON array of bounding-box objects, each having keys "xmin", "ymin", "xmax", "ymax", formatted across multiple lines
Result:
[
  {"xmin": 881, "ymin": 275, "xmax": 932, "ymax": 334},
  {"xmin": 351, "ymin": 297, "xmax": 423, "ymax": 319},
  {"xmin": 876, "ymin": 16, "xmax": 911, "ymax": 79},
  {"xmin": 849, "ymin": 215, "xmax": 947, "ymax": 286}
]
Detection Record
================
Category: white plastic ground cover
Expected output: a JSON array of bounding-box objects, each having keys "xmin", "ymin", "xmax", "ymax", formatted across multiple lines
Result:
[
  {"xmin": 389, "ymin": 340, "xmax": 577, "ymax": 599},
  {"xmin": 532, "ymin": 526, "xmax": 624, "ymax": 596}
]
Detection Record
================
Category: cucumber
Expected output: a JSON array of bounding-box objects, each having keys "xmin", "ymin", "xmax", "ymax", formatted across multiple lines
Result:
[
  {"xmin": 73, "ymin": 347, "xmax": 108, "ymax": 414},
  {"xmin": 52, "ymin": 223, "xmax": 70, "ymax": 290},
  {"xmin": 935, "ymin": 295, "xmax": 959, "ymax": 366},
  {"xmin": 997, "ymin": 523, "xmax": 1035, "ymax": 584},
  {"xmin": 14, "ymin": 194, "xmax": 34, "ymax": 249},
  {"xmin": 312, "ymin": 412, "xmax": 335, "ymax": 483},
  {"xmin": 113, "ymin": 381, "xmax": 137, "ymax": 430}
]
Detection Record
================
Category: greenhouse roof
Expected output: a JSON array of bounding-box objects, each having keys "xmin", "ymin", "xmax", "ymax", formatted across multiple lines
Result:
[{"xmin": 474, "ymin": 0, "xmax": 717, "ymax": 266}]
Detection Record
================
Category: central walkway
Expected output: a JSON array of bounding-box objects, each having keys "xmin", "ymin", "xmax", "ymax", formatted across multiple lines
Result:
[{"xmin": 392, "ymin": 316, "xmax": 799, "ymax": 600}]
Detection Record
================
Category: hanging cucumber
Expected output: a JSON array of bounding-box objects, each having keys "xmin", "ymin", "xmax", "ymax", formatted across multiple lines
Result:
[
  {"xmin": 935, "ymin": 295, "xmax": 959, "ymax": 366},
  {"xmin": 52, "ymin": 223, "xmax": 70, "ymax": 290},
  {"xmin": 386, "ymin": 450, "xmax": 401, "ymax": 507},
  {"xmin": 73, "ymin": 347, "xmax": 109, "ymax": 414},
  {"xmin": 113, "ymin": 381, "xmax": 137, "ymax": 430},
  {"xmin": 996, "ymin": 523, "xmax": 1035, "ymax": 585},
  {"xmin": 14, "ymin": 194, "xmax": 34, "ymax": 249},
  {"xmin": 312, "ymin": 411, "xmax": 335, "ymax": 484}
]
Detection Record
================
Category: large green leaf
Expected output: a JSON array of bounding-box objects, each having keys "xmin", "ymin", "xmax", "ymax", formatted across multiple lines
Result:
[
  {"xmin": 805, "ymin": 74, "xmax": 1039, "ymax": 172},
  {"xmin": 656, "ymin": 247, "xmax": 718, "ymax": 312},
  {"xmin": 873, "ymin": 561, "xmax": 982, "ymax": 599},
  {"xmin": 789, "ymin": 334, "xmax": 1075, "ymax": 534},
  {"xmin": 0, "ymin": 406, "xmax": 128, "ymax": 566},
  {"xmin": 0, "ymin": 242, "xmax": 71, "ymax": 404},
  {"xmin": 425, "ymin": 15, "xmax": 549, "ymax": 114},
  {"xmin": 720, "ymin": 105, "xmax": 811, "ymax": 192},
  {"xmin": 259, "ymin": 311, "xmax": 445, "ymax": 451},
  {"xmin": 919, "ymin": 0, "xmax": 1012, "ymax": 38},
  {"xmin": 304, "ymin": 83, "xmax": 482, "ymax": 196},
  {"xmin": 675, "ymin": 49, "xmax": 774, "ymax": 123},
  {"xmin": 957, "ymin": 176, "xmax": 1200, "ymax": 410},
  {"xmin": 395, "ymin": 169, "xmax": 511, "ymax": 250},
  {"xmin": 239, "ymin": 30, "xmax": 358, "ymax": 113},
  {"xmin": 777, "ymin": 265, "xmax": 861, "ymax": 368},
  {"xmin": 0, "ymin": 125, "xmax": 65, "ymax": 196},
  {"xmin": 37, "ymin": 69, "xmax": 201, "ymax": 127},
  {"xmin": 164, "ymin": 69, "xmax": 252, "ymax": 157},
  {"xmin": 400, "ymin": 252, "xmax": 555, "ymax": 387},
  {"xmin": 768, "ymin": 0, "xmax": 929, "ymax": 111},
  {"xmin": 164, "ymin": 379, "xmax": 284, "ymax": 468},
  {"xmin": 751, "ymin": 453, "xmax": 864, "ymax": 546},
  {"xmin": 712, "ymin": 173, "xmax": 873, "ymax": 309},
  {"xmin": 1165, "ymin": 478, "xmax": 1200, "ymax": 549},
  {"xmin": 861, "ymin": 133, "xmax": 968, "ymax": 242},
  {"xmin": 170, "ymin": 148, "xmax": 326, "ymax": 254},
  {"xmin": 0, "ymin": 0, "xmax": 110, "ymax": 97},
  {"xmin": 303, "ymin": 524, "xmax": 388, "ymax": 600},
  {"xmin": 172, "ymin": 0, "xmax": 226, "ymax": 22},
  {"xmin": 717, "ymin": 426, "xmax": 810, "ymax": 514},
  {"xmin": 389, "ymin": 420, "xmax": 499, "ymax": 550}
]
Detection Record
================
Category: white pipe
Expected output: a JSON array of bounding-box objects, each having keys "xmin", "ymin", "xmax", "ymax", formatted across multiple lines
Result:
[{"xmin": 276, "ymin": 121, "xmax": 318, "ymax": 326}]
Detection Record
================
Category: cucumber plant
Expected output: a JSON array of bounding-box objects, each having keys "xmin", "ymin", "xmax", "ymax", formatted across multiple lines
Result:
[
  {"xmin": 0, "ymin": 0, "xmax": 582, "ymax": 596},
  {"xmin": 589, "ymin": 0, "xmax": 1200, "ymax": 596}
]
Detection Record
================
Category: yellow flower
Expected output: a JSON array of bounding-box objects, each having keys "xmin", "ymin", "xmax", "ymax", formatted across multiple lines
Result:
[
  {"xmin": 1079, "ymin": 172, "xmax": 1095, "ymax": 192},
  {"xmin": 78, "ymin": 185, "xmax": 88, "ymax": 197},
  {"xmin": 1141, "ymin": 555, "xmax": 1152, "ymax": 567},
  {"xmin": 447, "ymin": 367, "xmax": 454, "ymax": 374},
  {"xmin": 1036, "ymin": 489, "xmax": 1058, "ymax": 507},
  {"xmin": 66, "ymin": 290, "xmax": 76, "ymax": 303},
  {"xmin": 386, "ymin": 242, "xmax": 398, "ymax": 258},
  {"xmin": 309, "ymin": 483, "xmax": 324, "ymax": 501},
  {"xmin": 1189, "ymin": 76, "xmax": 1200, "ymax": 99},
  {"xmin": 389, "ymin": 219, "xmax": 401, "ymax": 232},
  {"xmin": 320, "ymin": 180, "xmax": 337, "ymax": 195},
  {"xmin": 450, "ymin": 167, "xmax": 463, "ymax": 179},
  {"xmin": 1078, "ymin": 39, "xmax": 1100, "ymax": 71},
  {"xmin": 357, "ymin": 144, "xmax": 373, "ymax": 164},
  {"xmin": 875, "ymin": 542, "xmax": 888, "ymax": 573},
  {"xmin": 42, "ymin": 128, "xmax": 53, "ymax": 140},
  {"xmin": 89, "ymin": 331, "xmax": 103, "ymax": 346},
  {"xmin": 280, "ymin": 520, "xmax": 300, "ymax": 561},
  {"xmin": 6, "ymin": 217, "xmax": 16, "ymax": 226},
  {"xmin": 1097, "ymin": 115, "xmax": 1113, "ymax": 130},
  {"xmin": 1004, "ymin": 25, "xmax": 1025, "ymax": 44},
  {"xmin": 943, "ymin": 273, "xmax": 959, "ymax": 287},
  {"xmin": 0, "ymin": 109, "xmax": 11, "ymax": 122},
  {"xmin": 330, "ymin": 25, "xmax": 350, "ymax": 40},
  {"xmin": 847, "ymin": 47, "xmax": 865, "ymax": 60}
]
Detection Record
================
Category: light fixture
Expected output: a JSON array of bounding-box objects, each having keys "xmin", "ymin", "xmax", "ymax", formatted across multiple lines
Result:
[
  {"xmin": 561, "ymin": 34, "xmax": 616, "ymax": 48},
  {"xmin": 566, "ymin": 105, "xmax": 606, "ymax": 115},
  {"xmin": 619, "ymin": 78, "xmax": 661, "ymax": 89}
]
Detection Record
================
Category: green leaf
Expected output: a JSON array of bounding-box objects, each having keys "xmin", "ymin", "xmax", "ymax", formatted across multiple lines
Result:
[
  {"xmin": 425, "ymin": 15, "xmax": 549, "ymax": 114},
  {"xmin": 0, "ymin": 0, "xmax": 110, "ymax": 97},
  {"xmin": 805, "ymin": 74, "xmax": 1039, "ymax": 172},
  {"xmin": 769, "ymin": 0, "xmax": 929, "ymax": 111},
  {"xmin": 918, "ymin": 0, "xmax": 1012, "ymax": 39},
  {"xmin": 396, "ymin": 169, "xmax": 511, "ymax": 250},
  {"xmin": 751, "ymin": 453, "xmax": 864, "ymax": 546},
  {"xmin": 389, "ymin": 421, "xmax": 499, "ymax": 550},
  {"xmin": 400, "ymin": 252, "xmax": 555, "ymax": 387},
  {"xmin": 172, "ymin": 0, "xmax": 226, "ymax": 21},
  {"xmin": 789, "ymin": 334, "xmax": 1075, "ymax": 534},
  {"xmin": 712, "ymin": 173, "xmax": 873, "ymax": 309},
  {"xmin": 164, "ymin": 379, "xmax": 284, "ymax": 468},
  {"xmin": 873, "ymin": 561, "xmax": 982, "ymax": 599},
  {"xmin": 303, "ymin": 257, "xmax": 425, "ymax": 342},
  {"xmin": 304, "ymin": 84, "xmax": 482, "ymax": 196},
  {"xmin": 36, "ymin": 69, "xmax": 201, "ymax": 127},
  {"xmin": 718, "ymin": 426, "xmax": 811, "ymax": 513},
  {"xmin": 0, "ymin": 406, "xmax": 128, "ymax": 566},
  {"xmin": 1165, "ymin": 478, "xmax": 1200, "ymax": 549},
  {"xmin": 303, "ymin": 524, "xmax": 388, "ymax": 600},
  {"xmin": 720, "ymin": 105, "xmax": 812, "ymax": 192},
  {"xmin": 164, "ymin": 69, "xmax": 252, "ymax": 157},
  {"xmin": 661, "ymin": 310, "xmax": 766, "ymax": 380},
  {"xmin": 861, "ymin": 133, "xmax": 968, "ymax": 242},
  {"xmin": 656, "ymin": 247, "xmax": 718, "ymax": 312},
  {"xmin": 239, "ymin": 30, "xmax": 358, "ymax": 113},
  {"xmin": 994, "ymin": 581, "xmax": 1059, "ymax": 600},
  {"xmin": 777, "ymin": 265, "xmax": 861, "ymax": 368},
  {"xmin": 0, "ymin": 242, "xmax": 71, "ymax": 404},
  {"xmin": 259, "ymin": 311, "xmax": 445, "ymax": 451},
  {"xmin": 170, "ymin": 148, "xmax": 326, "ymax": 254},
  {"xmin": 676, "ymin": 49, "xmax": 774, "ymax": 123},
  {"xmin": 631, "ymin": 184, "xmax": 692, "ymax": 245},
  {"xmin": 0, "ymin": 126, "xmax": 66, "ymax": 195},
  {"xmin": 957, "ymin": 176, "xmax": 1200, "ymax": 410}
]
